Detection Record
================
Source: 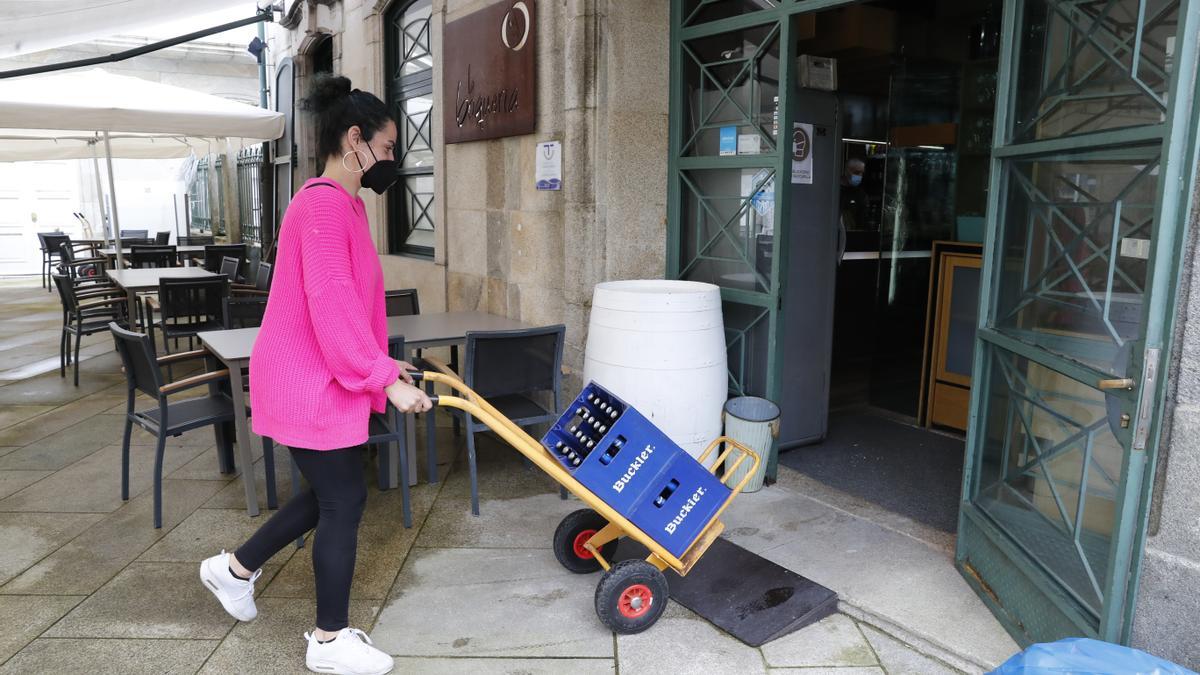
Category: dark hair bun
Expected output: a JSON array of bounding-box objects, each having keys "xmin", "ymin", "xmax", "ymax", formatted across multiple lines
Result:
[{"xmin": 304, "ymin": 74, "xmax": 352, "ymax": 114}]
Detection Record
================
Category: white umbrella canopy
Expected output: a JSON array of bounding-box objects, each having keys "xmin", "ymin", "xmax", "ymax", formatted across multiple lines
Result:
[
  {"xmin": 0, "ymin": 69, "xmax": 284, "ymax": 263},
  {"xmin": 0, "ymin": 68, "xmax": 283, "ymax": 159}
]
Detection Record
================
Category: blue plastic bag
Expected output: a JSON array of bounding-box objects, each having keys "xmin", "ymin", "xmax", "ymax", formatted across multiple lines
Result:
[{"xmin": 991, "ymin": 638, "xmax": 1196, "ymax": 675}]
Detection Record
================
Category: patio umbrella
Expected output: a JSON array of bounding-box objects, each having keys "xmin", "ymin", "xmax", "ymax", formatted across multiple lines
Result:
[{"xmin": 0, "ymin": 68, "xmax": 284, "ymax": 267}]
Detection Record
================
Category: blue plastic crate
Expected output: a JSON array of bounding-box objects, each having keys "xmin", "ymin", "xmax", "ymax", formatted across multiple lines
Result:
[
  {"xmin": 627, "ymin": 455, "xmax": 730, "ymax": 558},
  {"xmin": 542, "ymin": 383, "xmax": 681, "ymax": 513},
  {"xmin": 541, "ymin": 382, "xmax": 732, "ymax": 555}
]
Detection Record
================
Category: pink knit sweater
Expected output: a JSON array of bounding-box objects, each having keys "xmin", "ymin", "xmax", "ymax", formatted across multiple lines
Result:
[{"xmin": 249, "ymin": 177, "xmax": 400, "ymax": 450}]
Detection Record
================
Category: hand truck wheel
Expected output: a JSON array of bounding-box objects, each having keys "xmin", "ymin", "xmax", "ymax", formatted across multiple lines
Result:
[
  {"xmin": 594, "ymin": 559, "xmax": 668, "ymax": 634},
  {"xmin": 553, "ymin": 509, "xmax": 618, "ymax": 574}
]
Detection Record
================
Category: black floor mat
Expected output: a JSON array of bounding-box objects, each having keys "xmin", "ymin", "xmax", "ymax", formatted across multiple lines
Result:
[
  {"xmin": 614, "ymin": 538, "xmax": 838, "ymax": 647},
  {"xmin": 779, "ymin": 412, "xmax": 965, "ymax": 532}
]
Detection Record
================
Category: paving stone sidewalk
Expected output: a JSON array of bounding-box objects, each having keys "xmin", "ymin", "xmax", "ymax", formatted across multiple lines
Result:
[{"xmin": 0, "ymin": 279, "xmax": 982, "ymax": 674}]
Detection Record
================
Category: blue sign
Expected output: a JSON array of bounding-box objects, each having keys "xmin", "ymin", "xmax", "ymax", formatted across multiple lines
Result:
[{"xmin": 719, "ymin": 126, "xmax": 737, "ymax": 156}]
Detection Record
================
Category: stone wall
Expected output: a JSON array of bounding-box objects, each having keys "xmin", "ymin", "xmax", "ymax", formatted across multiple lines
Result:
[
  {"xmin": 269, "ymin": 0, "xmax": 670, "ymax": 385},
  {"xmin": 1131, "ymin": 178, "xmax": 1200, "ymax": 670}
]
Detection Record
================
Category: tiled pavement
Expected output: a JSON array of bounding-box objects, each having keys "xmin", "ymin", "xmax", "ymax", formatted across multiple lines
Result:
[{"xmin": 0, "ymin": 278, "xmax": 1016, "ymax": 674}]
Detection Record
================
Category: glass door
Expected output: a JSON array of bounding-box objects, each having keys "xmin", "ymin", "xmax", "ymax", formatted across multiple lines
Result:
[{"xmin": 958, "ymin": 0, "xmax": 1196, "ymax": 644}]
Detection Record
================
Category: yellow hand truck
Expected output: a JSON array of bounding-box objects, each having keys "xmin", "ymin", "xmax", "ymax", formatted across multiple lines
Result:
[{"xmin": 413, "ymin": 368, "xmax": 761, "ymax": 634}]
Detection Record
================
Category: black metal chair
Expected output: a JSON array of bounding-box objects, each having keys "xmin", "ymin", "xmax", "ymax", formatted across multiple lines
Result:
[
  {"xmin": 109, "ymin": 323, "xmax": 275, "ymax": 528},
  {"xmin": 38, "ymin": 232, "xmax": 70, "ymax": 291},
  {"xmin": 286, "ymin": 336, "xmax": 413, "ymax": 547},
  {"xmin": 58, "ymin": 241, "xmax": 108, "ymax": 284},
  {"xmin": 144, "ymin": 275, "xmax": 229, "ymax": 355},
  {"xmin": 426, "ymin": 325, "xmax": 566, "ymax": 515},
  {"xmin": 222, "ymin": 295, "xmax": 269, "ymax": 329},
  {"xmin": 384, "ymin": 289, "xmax": 420, "ymax": 317},
  {"xmin": 155, "ymin": 231, "xmax": 171, "ymax": 245},
  {"xmin": 121, "ymin": 238, "xmax": 156, "ymax": 247},
  {"xmin": 119, "ymin": 229, "xmax": 149, "ymax": 239},
  {"xmin": 219, "ymin": 256, "xmax": 240, "ymax": 280},
  {"xmin": 203, "ymin": 244, "xmax": 247, "ymax": 280},
  {"xmin": 179, "ymin": 235, "xmax": 215, "ymax": 246},
  {"xmin": 52, "ymin": 273, "xmax": 128, "ymax": 386},
  {"xmin": 129, "ymin": 245, "xmax": 178, "ymax": 269},
  {"xmin": 252, "ymin": 261, "xmax": 273, "ymax": 291}
]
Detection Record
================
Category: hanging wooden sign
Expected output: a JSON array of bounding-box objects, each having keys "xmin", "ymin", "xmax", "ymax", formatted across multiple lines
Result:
[{"xmin": 443, "ymin": 0, "xmax": 537, "ymax": 144}]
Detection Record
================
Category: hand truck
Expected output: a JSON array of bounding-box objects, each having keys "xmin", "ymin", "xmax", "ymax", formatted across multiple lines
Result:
[{"xmin": 412, "ymin": 367, "xmax": 761, "ymax": 634}]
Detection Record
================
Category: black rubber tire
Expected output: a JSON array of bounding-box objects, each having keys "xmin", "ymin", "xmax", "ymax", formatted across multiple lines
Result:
[
  {"xmin": 594, "ymin": 559, "xmax": 669, "ymax": 634},
  {"xmin": 553, "ymin": 509, "xmax": 618, "ymax": 574}
]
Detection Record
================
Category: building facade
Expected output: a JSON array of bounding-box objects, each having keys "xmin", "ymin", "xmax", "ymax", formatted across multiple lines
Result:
[{"xmin": 266, "ymin": 0, "xmax": 1200, "ymax": 668}]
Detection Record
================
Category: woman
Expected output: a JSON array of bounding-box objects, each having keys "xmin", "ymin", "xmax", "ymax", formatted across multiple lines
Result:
[{"xmin": 199, "ymin": 74, "xmax": 430, "ymax": 675}]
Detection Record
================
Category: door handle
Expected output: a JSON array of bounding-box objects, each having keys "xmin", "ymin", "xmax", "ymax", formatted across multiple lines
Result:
[{"xmin": 1098, "ymin": 378, "xmax": 1135, "ymax": 390}]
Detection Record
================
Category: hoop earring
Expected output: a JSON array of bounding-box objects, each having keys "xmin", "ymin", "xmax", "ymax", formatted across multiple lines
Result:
[{"xmin": 341, "ymin": 149, "xmax": 368, "ymax": 174}]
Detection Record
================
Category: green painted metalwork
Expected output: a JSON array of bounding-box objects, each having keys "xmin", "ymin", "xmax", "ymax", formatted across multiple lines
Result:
[
  {"xmin": 958, "ymin": 0, "xmax": 1196, "ymax": 646},
  {"xmin": 668, "ymin": 0, "xmax": 861, "ymax": 482}
]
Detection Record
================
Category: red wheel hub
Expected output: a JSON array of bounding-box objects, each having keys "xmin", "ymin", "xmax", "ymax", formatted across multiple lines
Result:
[
  {"xmin": 572, "ymin": 530, "xmax": 597, "ymax": 559},
  {"xmin": 618, "ymin": 584, "xmax": 654, "ymax": 619}
]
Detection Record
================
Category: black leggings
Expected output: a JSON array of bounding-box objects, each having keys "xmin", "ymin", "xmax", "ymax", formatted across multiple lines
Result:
[{"xmin": 235, "ymin": 445, "xmax": 367, "ymax": 632}]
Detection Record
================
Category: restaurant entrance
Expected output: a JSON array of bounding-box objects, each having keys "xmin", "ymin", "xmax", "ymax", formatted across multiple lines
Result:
[{"xmin": 669, "ymin": 0, "xmax": 1196, "ymax": 647}]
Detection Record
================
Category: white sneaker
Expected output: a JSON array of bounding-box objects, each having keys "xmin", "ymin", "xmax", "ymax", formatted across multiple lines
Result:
[
  {"xmin": 199, "ymin": 550, "xmax": 262, "ymax": 622},
  {"xmin": 304, "ymin": 627, "xmax": 395, "ymax": 675}
]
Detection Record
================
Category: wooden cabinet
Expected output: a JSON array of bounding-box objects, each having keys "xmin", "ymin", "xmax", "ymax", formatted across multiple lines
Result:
[{"xmin": 919, "ymin": 242, "xmax": 983, "ymax": 431}]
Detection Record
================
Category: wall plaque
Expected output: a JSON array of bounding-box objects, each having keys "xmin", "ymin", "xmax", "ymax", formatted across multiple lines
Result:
[{"xmin": 443, "ymin": 0, "xmax": 536, "ymax": 144}]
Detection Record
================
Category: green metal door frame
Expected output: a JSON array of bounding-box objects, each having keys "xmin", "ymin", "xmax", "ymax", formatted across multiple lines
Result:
[
  {"xmin": 668, "ymin": 0, "xmax": 861, "ymax": 480},
  {"xmin": 670, "ymin": 0, "xmax": 1200, "ymax": 646},
  {"xmin": 957, "ymin": 0, "xmax": 1200, "ymax": 645}
]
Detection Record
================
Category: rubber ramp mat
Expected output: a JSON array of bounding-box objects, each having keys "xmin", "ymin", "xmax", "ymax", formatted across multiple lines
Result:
[{"xmin": 614, "ymin": 537, "xmax": 838, "ymax": 646}]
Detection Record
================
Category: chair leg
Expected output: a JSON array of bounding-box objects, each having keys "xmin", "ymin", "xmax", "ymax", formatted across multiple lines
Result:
[
  {"xmin": 466, "ymin": 422, "xmax": 480, "ymax": 517},
  {"xmin": 262, "ymin": 436, "xmax": 278, "ymax": 509},
  {"xmin": 121, "ymin": 416, "xmax": 133, "ymax": 501},
  {"xmin": 59, "ymin": 328, "xmax": 67, "ymax": 378},
  {"xmin": 450, "ymin": 345, "xmax": 461, "ymax": 437},
  {"xmin": 213, "ymin": 422, "xmax": 234, "ymax": 474},
  {"xmin": 425, "ymin": 380, "xmax": 439, "ymax": 484},
  {"xmin": 73, "ymin": 322, "xmax": 82, "ymax": 386},
  {"xmin": 397, "ymin": 412, "xmax": 412, "ymax": 528},
  {"xmin": 374, "ymin": 442, "xmax": 389, "ymax": 491},
  {"xmin": 153, "ymin": 431, "xmax": 167, "ymax": 529}
]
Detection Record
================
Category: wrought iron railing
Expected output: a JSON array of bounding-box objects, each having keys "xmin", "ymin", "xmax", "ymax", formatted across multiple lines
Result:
[{"xmin": 237, "ymin": 146, "xmax": 265, "ymax": 247}]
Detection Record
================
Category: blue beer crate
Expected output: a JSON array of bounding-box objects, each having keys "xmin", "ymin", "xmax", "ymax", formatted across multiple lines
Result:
[
  {"xmin": 542, "ymin": 383, "xmax": 684, "ymax": 513},
  {"xmin": 541, "ymin": 382, "xmax": 731, "ymax": 543},
  {"xmin": 626, "ymin": 455, "xmax": 730, "ymax": 558}
]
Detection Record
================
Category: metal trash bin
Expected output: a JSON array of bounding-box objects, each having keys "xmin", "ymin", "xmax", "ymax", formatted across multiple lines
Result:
[{"xmin": 721, "ymin": 396, "xmax": 780, "ymax": 493}]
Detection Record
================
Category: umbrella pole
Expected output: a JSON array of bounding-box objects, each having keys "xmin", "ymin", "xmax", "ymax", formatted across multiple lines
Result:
[
  {"xmin": 89, "ymin": 141, "xmax": 110, "ymax": 247},
  {"xmin": 102, "ymin": 131, "xmax": 125, "ymax": 270}
]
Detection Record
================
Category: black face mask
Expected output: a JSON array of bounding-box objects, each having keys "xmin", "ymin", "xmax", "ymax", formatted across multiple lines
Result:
[{"xmin": 357, "ymin": 142, "xmax": 397, "ymax": 195}]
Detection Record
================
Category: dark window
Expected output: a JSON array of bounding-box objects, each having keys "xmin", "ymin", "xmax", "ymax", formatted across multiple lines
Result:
[
  {"xmin": 313, "ymin": 35, "xmax": 333, "ymax": 75},
  {"xmin": 385, "ymin": 0, "xmax": 434, "ymax": 257}
]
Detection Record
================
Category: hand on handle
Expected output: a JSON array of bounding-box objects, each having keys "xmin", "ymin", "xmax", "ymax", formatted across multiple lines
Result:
[
  {"xmin": 394, "ymin": 360, "xmax": 420, "ymax": 384},
  {"xmin": 385, "ymin": 378, "xmax": 432, "ymax": 413}
]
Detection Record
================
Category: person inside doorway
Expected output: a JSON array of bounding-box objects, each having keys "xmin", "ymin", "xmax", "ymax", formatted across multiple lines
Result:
[
  {"xmin": 198, "ymin": 74, "xmax": 431, "ymax": 675},
  {"xmin": 839, "ymin": 157, "xmax": 869, "ymax": 231}
]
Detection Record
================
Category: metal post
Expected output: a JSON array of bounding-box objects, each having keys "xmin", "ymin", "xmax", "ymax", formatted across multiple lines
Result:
[
  {"xmin": 102, "ymin": 131, "xmax": 124, "ymax": 270},
  {"xmin": 257, "ymin": 21, "xmax": 269, "ymax": 110},
  {"xmin": 89, "ymin": 139, "xmax": 110, "ymax": 245}
]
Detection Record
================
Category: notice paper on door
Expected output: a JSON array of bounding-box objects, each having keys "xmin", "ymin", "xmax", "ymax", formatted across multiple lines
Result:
[{"xmin": 791, "ymin": 122, "xmax": 814, "ymax": 184}]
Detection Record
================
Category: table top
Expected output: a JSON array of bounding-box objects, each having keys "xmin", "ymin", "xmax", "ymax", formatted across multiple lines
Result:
[
  {"xmin": 98, "ymin": 245, "xmax": 207, "ymax": 256},
  {"xmin": 387, "ymin": 311, "xmax": 535, "ymax": 346},
  {"xmin": 196, "ymin": 311, "xmax": 539, "ymax": 362},
  {"xmin": 106, "ymin": 266, "xmax": 217, "ymax": 292},
  {"xmin": 197, "ymin": 327, "xmax": 259, "ymax": 363}
]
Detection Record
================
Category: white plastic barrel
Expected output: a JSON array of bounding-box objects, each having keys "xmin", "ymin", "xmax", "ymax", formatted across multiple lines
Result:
[{"xmin": 582, "ymin": 280, "xmax": 727, "ymax": 468}]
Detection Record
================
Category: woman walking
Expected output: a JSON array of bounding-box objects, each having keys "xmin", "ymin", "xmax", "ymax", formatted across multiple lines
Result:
[{"xmin": 199, "ymin": 74, "xmax": 430, "ymax": 675}]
